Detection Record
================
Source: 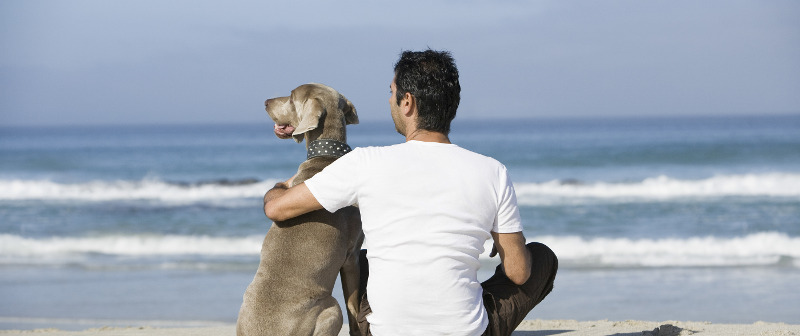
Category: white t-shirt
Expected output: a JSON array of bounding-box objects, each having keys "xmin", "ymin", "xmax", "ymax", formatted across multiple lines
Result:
[{"xmin": 305, "ymin": 140, "xmax": 523, "ymax": 336}]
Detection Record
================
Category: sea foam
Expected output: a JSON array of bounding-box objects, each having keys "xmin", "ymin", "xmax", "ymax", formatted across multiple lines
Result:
[
  {"xmin": 0, "ymin": 178, "xmax": 277, "ymax": 203},
  {"xmin": 2, "ymin": 232, "xmax": 798, "ymax": 269},
  {"xmin": 515, "ymin": 173, "xmax": 800, "ymax": 205},
  {"xmin": 1, "ymin": 173, "xmax": 798, "ymax": 204},
  {"xmin": 0, "ymin": 234, "xmax": 263, "ymax": 258},
  {"xmin": 530, "ymin": 232, "xmax": 800, "ymax": 268}
]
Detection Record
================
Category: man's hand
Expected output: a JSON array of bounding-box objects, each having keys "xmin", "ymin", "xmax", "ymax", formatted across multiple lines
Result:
[
  {"xmin": 262, "ymin": 176, "xmax": 324, "ymax": 223},
  {"xmin": 262, "ymin": 173, "xmax": 298, "ymax": 211}
]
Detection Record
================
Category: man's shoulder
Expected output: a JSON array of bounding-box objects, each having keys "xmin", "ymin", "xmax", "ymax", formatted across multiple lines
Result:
[
  {"xmin": 349, "ymin": 142, "xmax": 507, "ymax": 171},
  {"xmin": 348, "ymin": 143, "xmax": 405, "ymax": 156},
  {"xmin": 335, "ymin": 144, "xmax": 407, "ymax": 166},
  {"xmin": 451, "ymin": 145, "xmax": 506, "ymax": 169}
]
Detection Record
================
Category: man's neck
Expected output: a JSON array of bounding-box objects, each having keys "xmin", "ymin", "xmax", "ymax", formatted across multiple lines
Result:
[{"xmin": 405, "ymin": 129, "xmax": 451, "ymax": 144}]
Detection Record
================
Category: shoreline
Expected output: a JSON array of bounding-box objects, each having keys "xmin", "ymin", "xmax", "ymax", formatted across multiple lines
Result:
[{"xmin": 2, "ymin": 319, "xmax": 799, "ymax": 336}]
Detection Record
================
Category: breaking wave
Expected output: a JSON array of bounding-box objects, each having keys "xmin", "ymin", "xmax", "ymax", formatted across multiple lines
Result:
[
  {"xmin": 515, "ymin": 173, "xmax": 800, "ymax": 205},
  {"xmin": 0, "ymin": 178, "xmax": 276, "ymax": 203},
  {"xmin": 530, "ymin": 232, "xmax": 800, "ymax": 268},
  {"xmin": 1, "ymin": 173, "xmax": 798, "ymax": 205},
  {"xmin": 0, "ymin": 234, "xmax": 263, "ymax": 258},
  {"xmin": 2, "ymin": 232, "xmax": 798, "ymax": 269}
]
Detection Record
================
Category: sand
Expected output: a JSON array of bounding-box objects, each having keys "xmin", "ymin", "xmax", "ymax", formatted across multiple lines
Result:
[{"xmin": 1, "ymin": 319, "xmax": 799, "ymax": 336}]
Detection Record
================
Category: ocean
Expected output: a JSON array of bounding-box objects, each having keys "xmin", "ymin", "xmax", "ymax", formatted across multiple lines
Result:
[{"xmin": 1, "ymin": 115, "xmax": 799, "ymax": 330}]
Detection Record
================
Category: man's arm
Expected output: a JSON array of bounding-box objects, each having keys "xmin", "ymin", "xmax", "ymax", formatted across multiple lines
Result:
[
  {"xmin": 490, "ymin": 231, "xmax": 532, "ymax": 285},
  {"xmin": 263, "ymin": 180, "xmax": 323, "ymax": 222}
]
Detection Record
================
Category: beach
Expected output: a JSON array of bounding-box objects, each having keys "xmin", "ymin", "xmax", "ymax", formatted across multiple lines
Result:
[
  {"xmin": 3, "ymin": 320, "xmax": 800, "ymax": 336},
  {"xmin": 2, "ymin": 117, "xmax": 799, "ymax": 330}
]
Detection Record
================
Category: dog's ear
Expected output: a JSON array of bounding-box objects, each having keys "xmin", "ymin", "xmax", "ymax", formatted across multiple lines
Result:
[
  {"xmin": 343, "ymin": 98, "xmax": 359, "ymax": 125},
  {"xmin": 292, "ymin": 98, "xmax": 324, "ymax": 143}
]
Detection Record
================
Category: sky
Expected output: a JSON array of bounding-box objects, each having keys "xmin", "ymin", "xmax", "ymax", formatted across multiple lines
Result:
[{"xmin": 1, "ymin": 0, "xmax": 799, "ymax": 126}]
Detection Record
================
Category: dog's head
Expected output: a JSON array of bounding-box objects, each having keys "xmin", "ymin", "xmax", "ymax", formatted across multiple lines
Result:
[{"xmin": 265, "ymin": 83, "xmax": 358, "ymax": 143}]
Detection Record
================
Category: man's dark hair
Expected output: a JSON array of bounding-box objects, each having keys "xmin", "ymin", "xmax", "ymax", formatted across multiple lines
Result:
[{"xmin": 394, "ymin": 49, "xmax": 460, "ymax": 135}]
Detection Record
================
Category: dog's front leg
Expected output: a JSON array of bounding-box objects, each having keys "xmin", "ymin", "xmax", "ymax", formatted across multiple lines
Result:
[{"xmin": 340, "ymin": 227, "xmax": 364, "ymax": 335}]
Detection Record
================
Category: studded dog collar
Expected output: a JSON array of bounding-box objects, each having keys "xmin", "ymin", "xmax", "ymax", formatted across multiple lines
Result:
[{"xmin": 307, "ymin": 139, "xmax": 352, "ymax": 160}]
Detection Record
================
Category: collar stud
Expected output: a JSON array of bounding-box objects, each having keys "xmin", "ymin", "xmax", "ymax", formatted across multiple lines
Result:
[{"xmin": 307, "ymin": 139, "xmax": 352, "ymax": 160}]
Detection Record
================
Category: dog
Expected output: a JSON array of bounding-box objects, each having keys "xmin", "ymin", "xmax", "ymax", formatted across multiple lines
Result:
[{"xmin": 237, "ymin": 83, "xmax": 364, "ymax": 336}]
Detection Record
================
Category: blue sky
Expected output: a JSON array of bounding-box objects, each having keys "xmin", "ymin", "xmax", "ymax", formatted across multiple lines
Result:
[{"xmin": 1, "ymin": 0, "xmax": 799, "ymax": 126}]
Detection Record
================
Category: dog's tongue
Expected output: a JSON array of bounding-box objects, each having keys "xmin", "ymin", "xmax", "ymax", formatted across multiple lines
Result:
[{"xmin": 274, "ymin": 124, "xmax": 295, "ymax": 139}]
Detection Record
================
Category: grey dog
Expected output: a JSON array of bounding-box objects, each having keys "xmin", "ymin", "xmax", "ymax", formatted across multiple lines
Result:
[{"xmin": 237, "ymin": 83, "xmax": 364, "ymax": 336}]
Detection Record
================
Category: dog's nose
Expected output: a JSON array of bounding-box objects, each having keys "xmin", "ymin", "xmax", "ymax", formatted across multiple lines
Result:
[{"xmin": 265, "ymin": 99, "xmax": 270, "ymax": 107}]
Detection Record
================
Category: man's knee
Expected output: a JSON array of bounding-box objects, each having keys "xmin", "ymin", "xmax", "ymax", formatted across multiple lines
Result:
[
  {"xmin": 526, "ymin": 242, "xmax": 556, "ymax": 263},
  {"xmin": 525, "ymin": 242, "xmax": 558, "ymax": 281}
]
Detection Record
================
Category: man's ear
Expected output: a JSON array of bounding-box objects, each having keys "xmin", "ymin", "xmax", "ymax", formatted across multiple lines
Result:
[
  {"xmin": 292, "ymin": 98, "xmax": 324, "ymax": 143},
  {"xmin": 401, "ymin": 92, "xmax": 415, "ymax": 117},
  {"xmin": 344, "ymin": 98, "xmax": 359, "ymax": 125}
]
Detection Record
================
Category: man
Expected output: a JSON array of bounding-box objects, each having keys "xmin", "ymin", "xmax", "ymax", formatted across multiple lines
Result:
[{"xmin": 264, "ymin": 49, "xmax": 557, "ymax": 336}]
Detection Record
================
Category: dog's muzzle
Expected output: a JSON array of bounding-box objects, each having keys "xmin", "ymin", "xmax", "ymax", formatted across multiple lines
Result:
[{"xmin": 307, "ymin": 139, "xmax": 352, "ymax": 160}]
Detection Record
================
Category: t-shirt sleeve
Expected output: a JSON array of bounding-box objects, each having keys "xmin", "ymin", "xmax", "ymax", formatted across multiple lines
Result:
[
  {"xmin": 493, "ymin": 165, "xmax": 524, "ymax": 233},
  {"xmin": 304, "ymin": 149, "xmax": 360, "ymax": 213}
]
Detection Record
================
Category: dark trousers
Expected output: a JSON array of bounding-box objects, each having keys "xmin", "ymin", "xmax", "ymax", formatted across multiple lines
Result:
[{"xmin": 356, "ymin": 242, "xmax": 558, "ymax": 336}]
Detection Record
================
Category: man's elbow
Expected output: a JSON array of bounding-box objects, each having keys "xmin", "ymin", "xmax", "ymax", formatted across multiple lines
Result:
[
  {"xmin": 505, "ymin": 248, "xmax": 533, "ymax": 285},
  {"xmin": 507, "ymin": 268, "xmax": 531, "ymax": 285},
  {"xmin": 264, "ymin": 204, "xmax": 288, "ymax": 222}
]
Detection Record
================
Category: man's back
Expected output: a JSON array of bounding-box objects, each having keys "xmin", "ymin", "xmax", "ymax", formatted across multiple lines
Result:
[
  {"xmin": 306, "ymin": 141, "xmax": 522, "ymax": 335},
  {"xmin": 263, "ymin": 49, "xmax": 555, "ymax": 336}
]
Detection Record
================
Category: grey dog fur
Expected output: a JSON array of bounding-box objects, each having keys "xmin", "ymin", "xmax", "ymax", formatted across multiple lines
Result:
[{"xmin": 236, "ymin": 83, "xmax": 364, "ymax": 336}]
